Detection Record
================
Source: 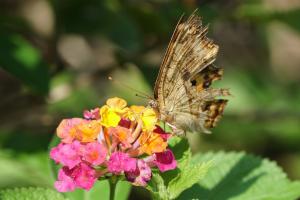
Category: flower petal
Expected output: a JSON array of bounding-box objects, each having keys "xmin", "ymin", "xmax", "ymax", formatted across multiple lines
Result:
[
  {"xmin": 83, "ymin": 108, "xmax": 100, "ymax": 120},
  {"xmin": 106, "ymin": 97, "xmax": 127, "ymax": 109},
  {"xmin": 107, "ymin": 152, "xmax": 137, "ymax": 174},
  {"xmin": 50, "ymin": 141, "xmax": 82, "ymax": 169},
  {"xmin": 100, "ymin": 105, "xmax": 121, "ymax": 127},
  {"xmin": 82, "ymin": 142, "xmax": 107, "ymax": 165},
  {"xmin": 56, "ymin": 118, "xmax": 84, "ymax": 143},
  {"xmin": 153, "ymin": 125, "xmax": 171, "ymax": 141},
  {"xmin": 154, "ymin": 149, "xmax": 177, "ymax": 172},
  {"xmin": 125, "ymin": 160, "xmax": 152, "ymax": 186},
  {"xmin": 54, "ymin": 167, "xmax": 76, "ymax": 192},
  {"xmin": 141, "ymin": 108, "xmax": 157, "ymax": 131},
  {"xmin": 139, "ymin": 132, "xmax": 167, "ymax": 155},
  {"xmin": 76, "ymin": 120, "xmax": 102, "ymax": 142},
  {"xmin": 73, "ymin": 163, "xmax": 97, "ymax": 190}
]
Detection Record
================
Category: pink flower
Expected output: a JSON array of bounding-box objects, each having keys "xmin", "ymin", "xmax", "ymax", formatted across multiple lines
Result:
[
  {"xmin": 153, "ymin": 125, "xmax": 171, "ymax": 141},
  {"xmin": 107, "ymin": 152, "xmax": 137, "ymax": 174},
  {"xmin": 81, "ymin": 142, "xmax": 107, "ymax": 165},
  {"xmin": 73, "ymin": 163, "xmax": 97, "ymax": 190},
  {"xmin": 54, "ymin": 167, "xmax": 76, "ymax": 192},
  {"xmin": 154, "ymin": 149, "xmax": 177, "ymax": 172},
  {"xmin": 54, "ymin": 163, "xmax": 96, "ymax": 192},
  {"xmin": 50, "ymin": 141, "xmax": 82, "ymax": 169},
  {"xmin": 125, "ymin": 160, "xmax": 152, "ymax": 186},
  {"xmin": 83, "ymin": 108, "xmax": 100, "ymax": 120},
  {"xmin": 57, "ymin": 118, "xmax": 85, "ymax": 143},
  {"xmin": 50, "ymin": 143, "xmax": 63, "ymax": 163}
]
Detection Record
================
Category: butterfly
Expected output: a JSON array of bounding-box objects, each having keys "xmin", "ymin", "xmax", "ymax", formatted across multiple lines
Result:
[{"xmin": 149, "ymin": 11, "xmax": 230, "ymax": 135}]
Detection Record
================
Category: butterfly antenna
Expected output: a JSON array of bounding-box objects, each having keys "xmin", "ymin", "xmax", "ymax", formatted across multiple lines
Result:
[
  {"xmin": 108, "ymin": 76, "xmax": 153, "ymax": 100},
  {"xmin": 135, "ymin": 93, "xmax": 149, "ymax": 99}
]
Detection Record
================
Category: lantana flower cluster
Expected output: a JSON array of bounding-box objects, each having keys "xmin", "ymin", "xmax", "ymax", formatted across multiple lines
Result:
[{"xmin": 50, "ymin": 97, "xmax": 177, "ymax": 192}]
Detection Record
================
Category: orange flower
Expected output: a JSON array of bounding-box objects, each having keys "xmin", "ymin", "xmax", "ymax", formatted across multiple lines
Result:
[
  {"xmin": 138, "ymin": 131, "xmax": 167, "ymax": 155},
  {"xmin": 75, "ymin": 120, "xmax": 102, "ymax": 143},
  {"xmin": 107, "ymin": 126, "xmax": 134, "ymax": 149},
  {"xmin": 56, "ymin": 118, "xmax": 86, "ymax": 143}
]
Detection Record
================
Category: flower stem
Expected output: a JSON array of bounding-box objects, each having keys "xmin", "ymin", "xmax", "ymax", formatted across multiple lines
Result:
[{"xmin": 109, "ymin": 177, "xmax": 117, "ymax": 200}]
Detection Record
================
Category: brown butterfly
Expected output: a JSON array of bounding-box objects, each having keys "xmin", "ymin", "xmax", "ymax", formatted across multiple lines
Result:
[{"xmin": 149, "ymin": 12, "xmax": 230, "ymax": 135}]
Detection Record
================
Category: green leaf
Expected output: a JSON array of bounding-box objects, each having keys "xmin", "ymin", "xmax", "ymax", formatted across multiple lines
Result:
[
  {"xmin": 147, "ymin": 173, "xmax": 169, "ymax": 200},
  {"xmin": 168, "ymin": 137, "xmax": 191, "ymax": 169},
  {"xmin": 159, "ymin": 137, "xmax": 192, "ymax": 188},
  {"xmin": 64, "ymin": 181, "xmax": 109, "ymax": 200},
  {"xmin": 0, "ymin": 187, "xmax": 68, "ymax": 200},
  {"xmin": 0, "ymin": 33, "xmax": 50, "ymax": 95},
  {"xmin": 147, "ymin": 137, "xmax": 210, "ymax": 200},
  {"xmin": 0, "ymin": 151, "xmax": 52, "ymax": 188},
  {"xmin": 168, "ymin": 162, "xmax": 211, "ymax": 199},
  {"xmin": 114, "ymin": 181, "xmax": 131, "ymax": 200},
  {"xmin": 178, "ymin": 151, "xmax": 300, "ymax": 200}
]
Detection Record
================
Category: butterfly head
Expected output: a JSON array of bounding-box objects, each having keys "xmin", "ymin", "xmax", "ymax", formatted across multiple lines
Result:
[{"xmin": 148, "ymin": 99, "xmax": 158, "ymax": 109}]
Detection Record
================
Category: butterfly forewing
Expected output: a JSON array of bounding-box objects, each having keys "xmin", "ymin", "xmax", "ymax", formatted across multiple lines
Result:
[{"xmin": 153, "ymin": 12, "xmax": 229, "ymax": 135}]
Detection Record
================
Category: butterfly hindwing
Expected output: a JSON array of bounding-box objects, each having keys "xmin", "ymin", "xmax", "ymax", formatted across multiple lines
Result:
[
  {"xmin": 191, "ymin": 64, "xmax": 223, "ymax": 91},
  {"xmin": 152, "ymin": 12, "xmax": 229, "ymax": 134},
  {"xmin": 202, "ymin": 99, "xmax": 228, "ymax": 128}
]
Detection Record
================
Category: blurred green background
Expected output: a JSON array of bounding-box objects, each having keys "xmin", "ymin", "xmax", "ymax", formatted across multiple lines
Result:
[{"xmin": 0, "ymin": 0, "xmax": 300, "ymax": 199}]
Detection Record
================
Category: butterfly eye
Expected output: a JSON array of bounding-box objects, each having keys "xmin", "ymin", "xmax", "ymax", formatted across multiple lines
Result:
[{"xmin": 149, "ymin": 100, "xmax": 158, "ymax": 108}]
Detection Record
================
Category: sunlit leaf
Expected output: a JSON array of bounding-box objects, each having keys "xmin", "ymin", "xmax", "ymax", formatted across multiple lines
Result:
[
  {"xmin": 0, "ymin": 187, "xmax": 67, "ymax": 200},
  {"xmin": 178, "ymin": 151, "xmax": 300, "ymax": 200}
]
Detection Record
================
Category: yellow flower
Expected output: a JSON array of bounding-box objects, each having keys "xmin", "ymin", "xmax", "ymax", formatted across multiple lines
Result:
[
  {"xmin": 139, "ymin": 131, "xmax": 167, "ymax": 155},
  {"xmin": 106, "ymin": 97, "xmax": 127, "ymax": 112},
  {"xmin": 76, "ymin": 120, "xmax": 102, "ymax": 142},
  {"xmin": 100, "ymin": 97, "xmax": 128, "ymax": 127},
  {"xmin": 141, "ymin": 108, "xmax": 157, "ymax": 131},
  {"xmin": 100, "ymin": 106, "xmax": 121, "ymax": 127},
  {"xmin": 126, "ymin": 105, "xmax": 145, "ymax": 121},
  {"xmin": 127, "ymin": 106, "xmax": 157, "ymax": 131}
]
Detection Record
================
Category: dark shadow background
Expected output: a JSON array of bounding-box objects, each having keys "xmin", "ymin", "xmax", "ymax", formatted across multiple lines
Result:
[{"xmin": 0, "ymin": 0, "xmax": 300, "ymax": 199}]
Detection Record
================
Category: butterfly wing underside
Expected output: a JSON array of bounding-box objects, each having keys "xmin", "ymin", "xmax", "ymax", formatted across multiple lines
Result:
[{"xmin": 154, "ymin": 13, "xmax": 229, "ymax": 134}]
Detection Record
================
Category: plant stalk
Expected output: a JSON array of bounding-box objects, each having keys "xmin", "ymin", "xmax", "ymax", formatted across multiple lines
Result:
[{"xmin": 109, "ymin": 177, "xmax": 117, "ymax": 200}]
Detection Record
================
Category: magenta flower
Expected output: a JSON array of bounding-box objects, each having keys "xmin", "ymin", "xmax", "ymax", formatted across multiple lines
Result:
[
  {"xmin": 118, "ymin": 118, "xmax": 131, "ymax": 129},
  {"xmin": 50, "ymin": 141, "xmax": 82, "ymax": 169},
  {"xmin": 154, "ymin": 149, "xmax": 177, "ymax": 172},
  {"xmin": 153, "ymin": 125, "xmax": 171, "ymax": 141},
  {"xmin": 82, "ymin": 142, "xmax": 107, "ymax": 165},
  {"xmin": 125, "ymin": 160, "xmax": 152, "ymax": 186},
  {"xmin": 54, "ymin": 163, "xmax": 96, "ymax": 192},
  {"xmin": 107, "ymin": 152, "xmax": 137, "ymax": 174},
  {"xmin": 54, "ymin": 167, "xmax": 76, "ymax": 192},
  {"xmin": 50, "ymin": 97, "xmax": 178, "ymax": 193},
  {"xmin": 72, "ymin": 163, "xmax": 97, "ymax": 190},
  {"xmin": 83, "ymin": 108, "xmax": 100, "ymax": 120}
]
